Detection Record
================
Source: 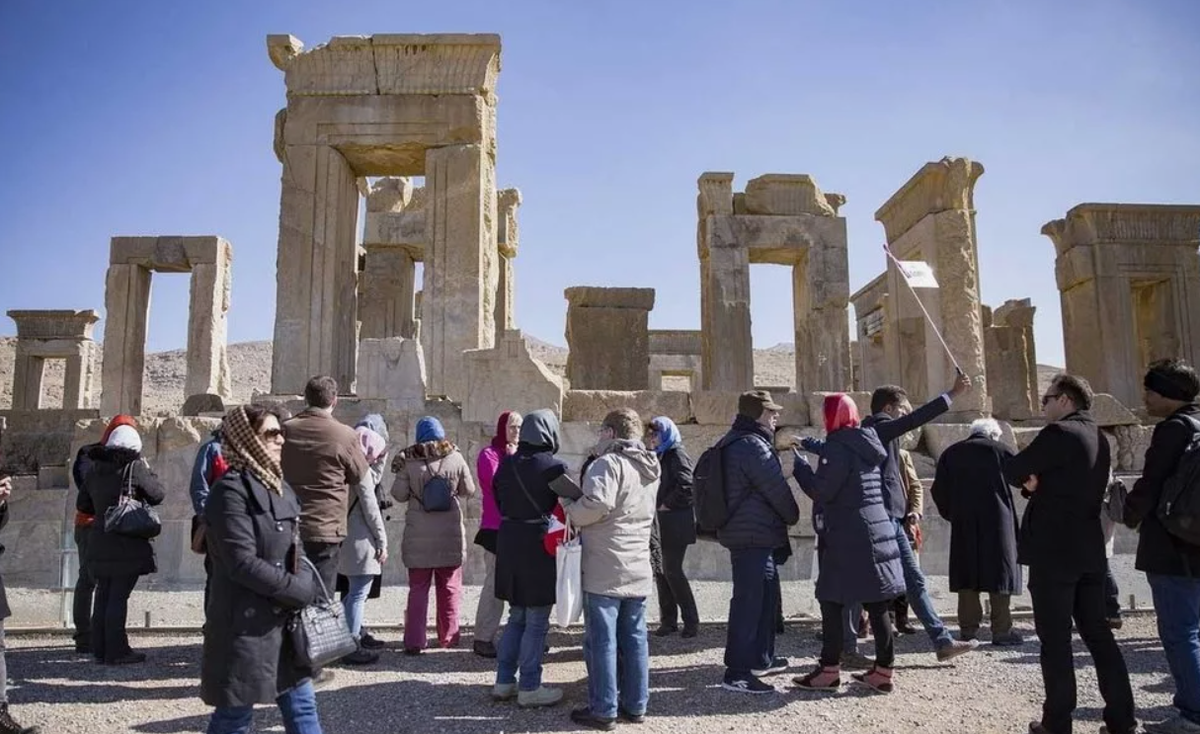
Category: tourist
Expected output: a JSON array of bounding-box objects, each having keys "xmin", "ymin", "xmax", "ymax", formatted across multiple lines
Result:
[
  {"xmin": 792, "ymin": 394, "xmax": 903, "ymax": 694},
  {"xmin": 861, "ymin": 376, "xmax": 976, "ymax": 662},
  {"xmin": 0, "ymin": 475, "xmax": 41, "ymax": 734},
  {"xmin": 564, "ymin": 409, "xmax": 660, "ymax": 729},
  {"xmin": 718, "ymin": 391, "xmax": 800, "ymax": 694},
  {"xmin": 473, "ymin": 411, "xmax": 522, "ymax": 658},
  {"xmin": 201, "ymin": 404, "xmax": 323, "ymax": 734},
  {"xmin": 280, "ymin": 375, "xmax": 370, "ymax": 593},
  {"xmin": 335, "ymin": 414, "xmax": 391, "ymax": 666},
  {"xmin": 76, "ymin": 424, "xmax": 164, "ymax": 665},
  {"xmin": 645, "ymin": 415, "xmax": 699, "ymax": 639},
  {"xmin": 188, "ymin": 424, "xmax": 228, "ymax": 615},
  {"xmin": 492, "ymin": 409, "xmax": 568, "ymax": 708},
  {"xmin": 346, "ymin": 414, "xmax": 392, "ymax": 652},
  {"xmin": 69, "ymin": 414, "xmax": 136, "ymax": 654},
  {"xmin": 391, "ymin": 416, "xmax": 476, "ymax": 654},
  {"xmin": 930, "ymin": 418, "xmax": 1023, "ymax": 646},
  {"xmin": 1122, "ymin": 359, "xmax": 1200, "ymax": 734},
  {"xmin": 1005, "ymin": 374, "xmax": 1137, "ymax": 734}
]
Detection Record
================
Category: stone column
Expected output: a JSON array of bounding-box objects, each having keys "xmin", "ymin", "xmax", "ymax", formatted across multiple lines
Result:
[
  {"xmin": 697, "ymin": 172, "xmax": 753, "ymax": 391},
  {"xmin": 11, "ymin": 351, "xmax": 44, "ymax": 410},
  {"xmin": 62, "ymin": 342, "xmax": 91, "ymax": 410},
  {"xmin": 875, "ymin": 157, "xmax": 989, "ymax": 415},
  {"xmin": 271, "ymin": 143, "xmax": 361, "ymax": 394},
  {"xmin": 423, "ymin": 143, "xmax": 498, "ymax": 400},
  {"xmin": 984, "ymin": 299, "xmax": 1038, "ymax": 421},
  {"xmin": 186, "ymin": 239, "xmax": 233, "ymax": 399},
  {"xmin": 101, "ymin": 264, "xmax": 152, "ymax": 416},
  {"xmin": 496, "ymin": 188, "xmax": 521, "ymax": 341},
  {"xmin": 794, "ymin": 218, "xmax": 851, "ymax": 394}
]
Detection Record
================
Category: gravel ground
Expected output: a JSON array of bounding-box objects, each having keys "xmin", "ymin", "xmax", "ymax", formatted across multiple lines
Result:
[{"xmin": 4, "ymin": 614, "xmax": 1182, "ymax": 734}]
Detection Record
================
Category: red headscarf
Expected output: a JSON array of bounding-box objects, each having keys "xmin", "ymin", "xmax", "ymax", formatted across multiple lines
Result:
[
  {"xmin": 102, "ymin": 415, "xmax": 137, "ymax": 444},
  {"xmin": 823, "ymin": 394, "xmax": 860, "ymax": 434},
  {"xmin": 491, "ymin": 411, "xmax": 515, "ymax": 453}
]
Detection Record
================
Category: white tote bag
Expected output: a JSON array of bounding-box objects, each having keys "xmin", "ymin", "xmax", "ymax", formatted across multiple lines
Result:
[{"xmin": 555, "ymin": 519, "xmax": 584, "ymax": 628}]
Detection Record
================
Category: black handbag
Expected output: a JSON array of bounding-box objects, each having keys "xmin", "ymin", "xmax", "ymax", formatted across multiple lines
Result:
[
  {"xmin": 103, "ymin": 462, "xmax": 162, "ymax": 540},
  {"xmin": 288, "ymin": 556, "xmax": 358, "ymax": 669}
]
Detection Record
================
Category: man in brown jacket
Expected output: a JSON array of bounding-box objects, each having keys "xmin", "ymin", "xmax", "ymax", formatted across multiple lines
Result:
[{"xmin": 281, "ymin": 376, "xmax": 370, "ymax": 593}]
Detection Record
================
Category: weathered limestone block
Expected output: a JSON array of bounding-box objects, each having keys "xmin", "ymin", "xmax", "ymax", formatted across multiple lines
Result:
[
  {"xmin": 357, "ymin": 337, "xmax": 427, "ymax": 411},
  {"xmin": 564, "ymin": 287, "xmax": 655, "ymax": 391},
  {"xmin": 692, "ymin": 392, "xmax": 809, "ymax": 427},
  {"xmin": 1, "ymin": 409, "xmax": 100, "ymax": 474},
  {"xmin": 984, "ymin": 299, "xmax": 1039, "ymax": 421},
  {"xmin": 743, "ymin": 174, "xmax": 836, "ymax": 217},
  {"xmin": 101, "ymin": 263, "xmax": 152, "ymax": 416},
  {"xmin": 182, "ymin": 394, "xmax": 225, "ymax": 417},
  {"xmin": 463, "ymin": 330, "xmax": 563, "ymax": 424},
  {"xmin": 562, "ymin": 391, "xmax": 691, "ymax": 424},
  {"xmin": 1090, "ymin": 394, "xmax": 1140, "ymax": 427},
  {"xmin": 1114, "ymin": 424, "xmax": 1154, "ymax": 473},
  {"xmin": 186, "ymin": 246, "xmax": 234, "ymax": 400},
  {"xmin": 495, "ymin": 188, "xmax": 521, "ymax": 337}
]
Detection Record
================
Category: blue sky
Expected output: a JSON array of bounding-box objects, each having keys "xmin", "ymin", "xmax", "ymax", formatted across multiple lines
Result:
[{"xmin": 1, "ymin": 0, "xmax": 1198, "ymax": 371}]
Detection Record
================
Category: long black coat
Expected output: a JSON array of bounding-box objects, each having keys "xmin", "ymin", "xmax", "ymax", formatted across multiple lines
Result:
[
  {"xmin": 1124, "ymin": 403, "xmax": 1200, "ymax": 576},
  {"xmin": 494, "ymin": 446, "xmax": 567, "ymax": 608},
  {"xmin": 76, "ymin": 447, "xmax": 166, "ymax": 578},
  {"xmin": 201, "ymin": 470, "xmax": 317, "ymax": 708},
  {"xmin": 793, "ymin": 427, "xmax": 903, "ymax": 604},
  {"xmin": 1004, "ymin": 411, "xmax": 1110, "ymax": 582},
  {"xmin": 0, "ymin": 501, "xmax": 11, "ymax": 619},
  {"xmin": 655, "ymin": 446, "xmax": 696, "ymax": 548},
  {"xmin": 931, "ymin": 436, "xmax": 1022, "ymax": 594}
]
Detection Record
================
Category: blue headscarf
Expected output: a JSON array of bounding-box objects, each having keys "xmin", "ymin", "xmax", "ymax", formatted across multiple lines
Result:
[
  {"xmin": 651, "ymin": 416, "xmax": 681, "ymax": 455},
  {"xmin": 415, "ymin": 416, "xmax": 445, "ymax": 444},
  {"xmin": 356, "ymin": 413, "xmax": 390, "ymax": 444}
]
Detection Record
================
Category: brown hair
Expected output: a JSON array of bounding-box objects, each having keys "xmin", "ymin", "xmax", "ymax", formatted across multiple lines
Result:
[{"xmin": 602, "ymin": 408, "xmax": 643, "ymax": 440}]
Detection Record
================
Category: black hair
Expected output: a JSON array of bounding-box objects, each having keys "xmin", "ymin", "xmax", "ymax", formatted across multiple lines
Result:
[
  {"xmin": 870, "ymin": 385, "xmax": 908, "ymax": 414},
  {"xmin": 1051, "ymin": 373, "xmax": 1094, "ymax": 411}
]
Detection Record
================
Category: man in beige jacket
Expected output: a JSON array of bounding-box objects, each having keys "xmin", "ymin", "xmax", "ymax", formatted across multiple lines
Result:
[{"xmin": 563, "ymin": 408, "xmax": 661, "ymax": 729}]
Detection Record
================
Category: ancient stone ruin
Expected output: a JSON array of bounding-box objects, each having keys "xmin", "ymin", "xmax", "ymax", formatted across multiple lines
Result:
[{"xmin": 3, "ymin": 32, "xmax": 1199, "ymax": 598}]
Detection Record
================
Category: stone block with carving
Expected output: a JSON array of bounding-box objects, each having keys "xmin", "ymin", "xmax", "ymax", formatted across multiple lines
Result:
[
  {"xmin": 357, "ymin": 337, "xmax": 427, "ymax": 410},
  {"xmin": 1114, "ymin": 424, "xmax": 1154, "ymax": 473},
  {"xmin": 463, "ymin": 330, "xmax": 563, "ymax": 424}
]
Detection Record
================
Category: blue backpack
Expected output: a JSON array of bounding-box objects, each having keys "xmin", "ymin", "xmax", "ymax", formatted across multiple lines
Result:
[{"xmin": 417, "ymin": 459, "xmax": 454, "ymax": 513}]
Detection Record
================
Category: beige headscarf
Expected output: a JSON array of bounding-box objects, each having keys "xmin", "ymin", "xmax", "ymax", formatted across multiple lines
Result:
[{"xmin": 222, "ymin": 406, "xmax": 283, "ymax": 495}]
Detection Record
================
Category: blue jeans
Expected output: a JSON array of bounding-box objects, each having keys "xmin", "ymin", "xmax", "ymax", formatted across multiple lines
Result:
[
  {"xmin": 207, "ymin": 680, "xmax": 322, "ymax": 734},
  {"xmin": 1149, "ymin": 573, "xmax": 1200, "ymax": 724},
  {"xmin": 341, "ymin": 575, "xmax": 374, "ymax": 639},
  {"xmin": 891, "ymin": 519, "xmax": 952, "ymax": 648},
  {"xmin": 724, "ymin": 547, "xmax": 778, "ymax": 676},
  {"xmin": 582, "ymin": 593, "xmax": 649, "ymax": 719},
  {"xmin": 496, "ymin": 605, "xmax": 551, "ymax": 691}
]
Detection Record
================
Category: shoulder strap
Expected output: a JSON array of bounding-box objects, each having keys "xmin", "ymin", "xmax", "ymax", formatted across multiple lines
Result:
[{"xmin": 511, "ymin": 463, "xmax": 544, "ymax": 516}]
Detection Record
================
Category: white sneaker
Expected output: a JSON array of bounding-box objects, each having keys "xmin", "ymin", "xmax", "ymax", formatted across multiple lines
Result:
[
  {"xmin": 491, "ymin": 683, "xmax": 517, "ymax": 701},
  {"xmin": 1145, "ymin": 716, "xmax": 1200, "ymax": 734},
  {"xmin": 517, "ymin": 686, "xmax": 563, "ymax": 708}
]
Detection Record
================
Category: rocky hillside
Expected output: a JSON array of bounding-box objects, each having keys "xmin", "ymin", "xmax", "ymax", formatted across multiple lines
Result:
[{"xmin": 0, "ymin": 335, "xmax": 1062, "ymax": 415}]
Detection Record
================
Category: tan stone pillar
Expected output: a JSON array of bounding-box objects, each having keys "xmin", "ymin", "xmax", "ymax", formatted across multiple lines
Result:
[
  {"xmin": 11, "ymin": 352, "xmax": 44, "ymax": 410},
  {"xmin": 985, "ymin": 299, "xmax": 1038, "ymax": 420},
  {"xmin": 697, "ymin": 172, "xmax": 753, "ymax": 390},
  {"xmin": 496, "ymin": 188, "xmax": 521, "ymax": 341},
  {"xmin": 423, "ymin": 143, "xmax": 498, "ymax": 400},
  {"xmin": 101, "ymin": 264, "xmax": 152, "ymax": 416},
  {"xmin": 271, "ymin": 144, "xmax": 360, "ymax": 394},
  {"xmin": 794, "ymin": 219, "xmax": 851, "ymax": 394},
  {"xmin": 186, "ymin": 239, "xmax": 233, "ymax": 399},
  {"xmin": 62, "ymin": 342, "xmax": 90, "ymax": 410}
]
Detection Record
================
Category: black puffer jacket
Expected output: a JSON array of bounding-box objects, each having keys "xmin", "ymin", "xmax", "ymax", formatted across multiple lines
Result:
[
  {"xmin": 656, "ymin": 446, "xmax": 696, "ymax": 547},
  {"xmin": 76, "ymin": 446, "xmax": 166, "ymax": 577},
  {"xmin": 716, "ymin": 416, "xmax": 800, "ymax": 550},
  {"xmin": 1124, "ymin": 404, "xmax": 1200, "ymax": 576}
]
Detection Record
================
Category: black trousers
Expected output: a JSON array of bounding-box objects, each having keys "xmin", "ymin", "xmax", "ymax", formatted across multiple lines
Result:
[
  {"xmin": 92, "ymin": 574, "xmax": 139, "ymax": 662},
  {"xmin": 724, "ymin": 548, "xmax": 777, "ymax": 676},
  {"xmin": 73, "ymin": 526, "xmax": 96, "ymax": 643},
  {"xmin": 1104, "ymin": 561, "xmax": 1121, "ymax": 619},
  {"xmin": 819, "ymin": 600, "xmax": 894, "ymax": 669},
  {"xmin": 654, "ymin": 542, "xmax": 698, "ymax": 630},
  {"xmin": 303, "ymin": 540, "xmax": 341, "ymax": 596},
  {"xmin": 1029, "ymin": 568, "xmax": 1136, "ymax": 734}
]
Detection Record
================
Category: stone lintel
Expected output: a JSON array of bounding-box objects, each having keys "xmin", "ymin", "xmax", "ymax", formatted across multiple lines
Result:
[
  {"xmin": 268, "ymin": 33, "xmax": 502, "ymax": 98},
  {"xmin": 564, "ymin": 287, "xmax": 656, "ymax": 311},
  {"xmin": 1041, "ymin": 202, "xmax": 1200, "ymax": 257},
  {"xmin": 874, "ymin": 156, "xmax": 984, "ymax": 242},
  {"xmin": 7, "ymin": 310, "xmax": 100, "ymax": 340},
  {"xmin": 743, "ymin": 174, "xmax": 836, "ymax": 217},
  {"xmin": 109, "ymin": 236, "xmax": 231, "ymax": 271},
  {"xmin": 648, "ymin": 330, "xmax": 702, "ymax": 356},
  {"xmin": 697, "ymin": 172, "xmax": 735, "ymax": 217},
  {"xmin": 706, "ymin": 214, "xmax": 845, "ymax": 266}
]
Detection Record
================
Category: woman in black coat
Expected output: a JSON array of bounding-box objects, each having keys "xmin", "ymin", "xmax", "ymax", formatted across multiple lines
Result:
[
  {"xmin": 646, "ymin": 416, "xmax": 699, "ymax": 638},
  {"xmin": 201, "ymin": 404, "xmax": 320, "ymax": 734},
  {"xmin": 76, "ymin": 425, "xmax": 165, "ymax": 665},
  {"xmin": 492, "ymin": 409, "xmax": 568, "ymax": 707},
  {"xmin": 930, "ymin": 418, "xmax": 1022, "ymax": 645}
]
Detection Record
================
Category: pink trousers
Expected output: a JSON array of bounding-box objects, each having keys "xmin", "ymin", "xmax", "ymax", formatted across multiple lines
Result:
[{"xmin": 404, "ymin": 566, "xmax": 463, "ymax": 650}]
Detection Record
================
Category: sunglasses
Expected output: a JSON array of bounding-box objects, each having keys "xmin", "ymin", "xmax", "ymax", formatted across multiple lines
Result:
[
  {"xmin": 259, "ymin": 428, "xmax": 284, "ymax": 440},
  {"xmin": 1040, "ymin": 393, "xmax": 1061, "ymax": 407}
]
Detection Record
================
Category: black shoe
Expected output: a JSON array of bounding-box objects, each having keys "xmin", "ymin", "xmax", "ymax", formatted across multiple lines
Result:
[
  {"xmin": 751, "ymin": 657, "xmax": 789, "ymax": 676},
  {"xmin": 618, "ymin": 709, "xmax": 646, "ymax": 724},
  {"xmin": 721, "ymin": 673, "xmax": 775, "ymax": 694},
  {"xmin": 681, "ymin": 626, "xmax": 699, "ymax": 639},
  {"xmin": 73, "ymin": 639, "xmax": 91, "ymax": 654},
  {"xmin": 895, "ymin": 620, "xmax": 917, "ymax": 635},
  {"xmin": 570, "ymin": 707, "xmax": 616, "ymax": 731},
  {"xmin": 105, "ymin": 651, "xmax": 146, "ymax": 665},
  {"xmin": 653, "ymin": 625, "xmax": 679, "ymax": 637},
  {"xmin": 360, "ymin": 631, "xmax": 386, "ymax": 650},
  {"xmin": 404, "ymin": 647, "xmax": 424, "ymax": 656},
  {"xmin": 473, "ymin": 640, "xmax": 498, "ymax": 659},
  {"xmin": 0, "ymin": 703, "xmax": 39, "ymax": 734},
  {"xmin": 342, "ymin": 648, "xmax": 380, "ymax": 666}
]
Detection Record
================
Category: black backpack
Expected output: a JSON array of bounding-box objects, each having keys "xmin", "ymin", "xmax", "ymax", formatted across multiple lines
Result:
[
  {"xmin": 1156, "ymin": 415, "xmax": 1200, "ymax": 545},
  {"xmin": 417, "ymin": 459, "xmax": 454, "ymax": 513},
  {"xmin": 694, "ymin": 436, "xmax": 734, "ymax": 538}
]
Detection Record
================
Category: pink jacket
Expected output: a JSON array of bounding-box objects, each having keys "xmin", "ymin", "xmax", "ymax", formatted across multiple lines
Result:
[{"xmin": 477, "ymin": 446, "xmax": 504, "ymax": 531}]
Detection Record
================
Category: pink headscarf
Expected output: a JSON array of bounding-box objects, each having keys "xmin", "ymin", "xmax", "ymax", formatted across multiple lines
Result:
[
  {"xmin": 823, "ymin": 394, "xmax": 861, "ymax": 434},
  {"xmin": 355, "ymin": 426, "xmax": 388, "ymax": 465}
]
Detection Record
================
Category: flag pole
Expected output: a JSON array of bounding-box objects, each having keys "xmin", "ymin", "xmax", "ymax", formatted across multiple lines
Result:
[{"xmin": 883, "ymin": 244, "xmax": 962, "ymax": 373}]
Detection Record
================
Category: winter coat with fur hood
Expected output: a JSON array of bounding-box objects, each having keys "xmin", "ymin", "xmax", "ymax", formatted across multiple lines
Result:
[{"xmin": 391, "ymin": 440, "xmax": 476, "ymax": 569}]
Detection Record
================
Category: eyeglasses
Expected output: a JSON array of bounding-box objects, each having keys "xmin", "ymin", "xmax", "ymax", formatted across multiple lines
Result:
[
  {"xmin": 259, "ymin": 428, "xmax": 284, "ymax": 440},
  {"xmin": 1040, "ymin": 393, "xmax": 1061, "ymax": 407}
]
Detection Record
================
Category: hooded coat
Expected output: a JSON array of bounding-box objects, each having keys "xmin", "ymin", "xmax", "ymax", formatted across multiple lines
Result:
[
  {"xmin": 392, "ymin": 439, "xmax": 476, "ymax": 570},
  {"xmin": 793, "ymin": 426, "xmax": 903, "ymax": 604},
  {"xmin": 494, "ymin": 410, "xmax": 568, "ymax": 608},
  {"xmin": 76, "ymin": 446, "xmax": 166, "ymax": 577},
  {"xmin": 566, "ymin": 438, "xmax": 662, "ymax": 598}
]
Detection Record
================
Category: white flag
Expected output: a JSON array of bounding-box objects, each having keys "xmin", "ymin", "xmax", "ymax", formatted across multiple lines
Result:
[{"xmin": 895, "ymin": 260, "xmax": 939, "ymax": 289}]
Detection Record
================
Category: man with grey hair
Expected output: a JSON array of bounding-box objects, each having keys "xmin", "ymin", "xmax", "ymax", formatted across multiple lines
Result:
[
  {"xmin": 563, "ymin": 408, "xmax": 661, "ymax": 729},
  {"xmin": 931, "ymin": 417, "xmax": 1023, "ymax": 646}
]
